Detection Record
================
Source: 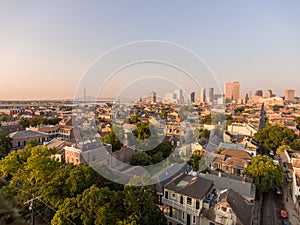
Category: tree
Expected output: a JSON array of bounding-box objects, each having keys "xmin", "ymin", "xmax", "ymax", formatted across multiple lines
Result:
[
  {"xmin": 128, "ymin": 115, "xmax": 140, "ymax": 124},
  {"xmin": 244, "ymin": 155, "xmax": 283, "ymax": 192},
  {"xmin": 276, "ymin": 145, "xmax": 291, "ymax": 155},
  {"xmin": 0, "ymin": 131, "xmax": 12, "ymax": 159},
  {"xmin": 254, "ymin": 125, "xmax": 297, "ymax": 152},
  {"xmin": 194, "ymin": 128, "xmax": 210, "ymax": 140},
  {"xmin": 130, "ymin": 151, "xmax": 151, "ymax": 166},
  {"xmin": 0, "ymin": 115, "xmax": 9, "ymax": 122},
  {"xmin": 160, "ymin": 108, "xmax": 168, "ymax": 120},
  {"xmin": 124, "ymin": 178, "xmax": 167, "ymax": 225},
  {"xmin": 188, "ymin": 154, "xmax": 202, "ymax": 171},
  {"xmin": 102, "ymin": 127, "xmax": 124, "ymax": 151}
]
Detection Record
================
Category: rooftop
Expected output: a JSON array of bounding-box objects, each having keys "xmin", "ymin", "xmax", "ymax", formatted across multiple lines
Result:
[{"xmin": 164, "ymin": 173, "xmax": 213, "ymax": 199}]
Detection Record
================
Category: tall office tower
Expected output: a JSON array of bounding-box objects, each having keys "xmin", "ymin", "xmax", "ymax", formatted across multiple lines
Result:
[
  {"xmin": 232, "ymin": 81, "xmax": 240, "ymax": 101},
  {"xmin": 148, "ymin": 91, "xmax": 156, "ymax": 103},
  {"xmin": 208, "ymin": 87, "xmax": 214, "ymax": 103},
  {"xmin": 174, "ymin": 89, "xmax": 183, "ymax": 103},
  {"xmin": 247, "ymin": 91, "xmax": 253, "ymax": 100},
  {"xmin": 263, "ymin": 89, "xmax": 272, "ymax": 98},
  {"xmin": 255, "ymin": 90, "xmax": 263, "ymax": 96},
  {"xmin": 199, "ymin": 88, "xmax": 206, "ymax": 103},
  {"xmin": 285, "ymin": 89, "xmax": 295, "ymax": 102},
  {"xmin": 190, "ymin": 92, "xmax": 195, "ymax": 103},
  {"xmin": 224, "ymin": 82, "xmax": 233, "ymax": 100},
  {"xmin": 244, "ymin": 93, "xmax": 249, "ymax": 104}
]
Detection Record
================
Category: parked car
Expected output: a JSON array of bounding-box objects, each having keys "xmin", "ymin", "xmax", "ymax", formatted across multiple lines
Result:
[
  {"xmin": 272, "ymin": 186, "xmax": 282, "ymax": 195},
  {"xmin": 279, "ymin": 209, "xmax": 288, "ymax": 219},
  {"xmin": 286, "ymin": 171, "xmax": 292, "ymax": 182}
]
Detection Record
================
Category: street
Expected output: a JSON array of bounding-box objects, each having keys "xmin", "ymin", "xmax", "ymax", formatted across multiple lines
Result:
[{"xmin": 261, "ymin": 190, "xmax": 284, "ymax": 225}]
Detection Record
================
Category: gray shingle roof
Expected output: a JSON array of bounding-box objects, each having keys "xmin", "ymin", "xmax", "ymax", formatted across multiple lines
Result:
[
  {"xmin": 164, "ymin": 173, "xmax": 213, "ymax": 199},
  {"xmin": 9, "ymin": 130, "xmax": 49, "ymax": 139},
  {"xmin": 221, "ymin": 189, "xmax": 254, "ymax": 225}
]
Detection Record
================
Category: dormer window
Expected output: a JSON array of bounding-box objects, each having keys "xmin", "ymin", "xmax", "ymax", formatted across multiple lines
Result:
[{"xmin": 187, "ymin": 197, "xmax": 192, "ymax": 205}]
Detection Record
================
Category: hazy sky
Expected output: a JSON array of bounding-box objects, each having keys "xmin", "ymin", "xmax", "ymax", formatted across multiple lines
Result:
[{"xmin": 1, "ymin": 0, "xmax": 300, "ymax": 100}]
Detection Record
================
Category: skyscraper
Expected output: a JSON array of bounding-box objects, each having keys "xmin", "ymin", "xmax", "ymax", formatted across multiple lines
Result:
[
  {"xmin": 224, "ymin": 82, "xmax": 233, "ymax": 100},
  {"xmin": 190, "ymin": 92, "xmax": 195, "ymax": 103},
  {"xmin": 232, "ymin": 81, "xmax": 240, "ymax": 101},
  {"xmin": 208, "ymin": 87, "xmax": 214, "ymax": 103},
  {"xmin": 199, "ymin": 88, "xmax": 206, "ymax": 103},
  {"xmin": 174, "ymin": 89, "xmax": 183, "ymax": 104},
  {"xmin": 148, "ymin": 91, "xmax": 156, "ymax": 103},
  {"xmin": 285, "ymin": 89, "xmax": 295, "ymax": 102}
]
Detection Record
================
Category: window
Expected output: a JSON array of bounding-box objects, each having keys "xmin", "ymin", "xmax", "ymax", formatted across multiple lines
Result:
[
  {"xmin": 171, "ymin": 193, "xmax": 176, "ymax": 199},
  {"xmin": 193, "ymin": 216, "xmax": 196, "ymax": 224},
  {"xmin": 187, "ymin": 197, "xmax": 192, "ymax": 205},
  {"xmin": 180, "ymin": 196, "xmax": 183, "ymax": 204},
  {"xmin": 196, "ymin": 201, "xmax": 200, "ymax": 209},
  {"xmin": 92, "ymin": 155, "xmax": 96, "ymax": 162},
  {"xmin": 209, "ymin": 222, "xmax": 215, "ymax": 225},
  {"xmin": 182, "ymin": 212, "xmax": 185, "ymax": 220},
  {"xmin": 18, "ymin": 142, "xmax": 20, "ymax": 147},
  {"xmin": 169, "ymin": 222, "xmax": 172, "ymax": 225},
  {"xmin": 165, "ymin": 191, "xmax": 169, "ymax": 199}
]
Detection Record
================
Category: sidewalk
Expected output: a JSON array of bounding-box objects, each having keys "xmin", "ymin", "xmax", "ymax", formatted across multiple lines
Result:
[
  {"xmin": 252, "ymin": 194, "xmax": 262, "ymax": 225},
  {"xmin": 282, "ymin": 180, "xmax": 300, "ymax": 225}
]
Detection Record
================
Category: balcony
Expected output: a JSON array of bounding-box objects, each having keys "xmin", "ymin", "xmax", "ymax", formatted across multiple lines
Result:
[
  {"xmin": 164, "ymin": 214, "xmax": 184, "ymax": 225},
  {"xmin": 162, "ymin": 198, "xmax": 201, "ymax": 216}
]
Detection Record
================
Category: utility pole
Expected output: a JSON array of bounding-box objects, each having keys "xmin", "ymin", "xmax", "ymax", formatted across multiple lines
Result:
[{"xmin": 24, "ymin": 196, "xmax": 40, "ymax": 225}]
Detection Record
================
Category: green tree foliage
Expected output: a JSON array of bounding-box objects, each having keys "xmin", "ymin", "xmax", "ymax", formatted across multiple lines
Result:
[
  {"xmin": 128, "ymin": 115, "xmax": 140, "ymax": 124},
  {"xmin": 0, "ymin": 131, "xmax": 12, "ymax": 159},
  {"xmin": 200, "ymin": 114, "xmax": 211, "ymax": 125},
  {"xmin": 102, "ymin": 126, "xmax": 124, "ymax": 152},
  {"xmin": 188, "ymin": 154, "xmax": 202, "ymax": 171},
  {"xmin": 255, "ymin": 125, "xmax": 297, "ymax": 151},
  {"xmin": 52, "ymin": 182, "xmax": 166, "ymax": 225},
  {"xmin": 295, "ymin": 116, "xmax": 300, "ymax": 130},
  {"xmin": 19, "ymin": 117, "xmax": 61, "ymax": 128},
  {"xmin": 194, "ymin": 128, "xmax": 210, "ymax": 140},
  {"xmin": 234, "ymin": 106, "xmax": 245, "ymax": 114},
  {"xmin": 130, "ymin": 151, "xmax": 151, "ymax": 166},
  {"xmin": 0, "ymin": 146, "xmax": 166, "ymax": 224},
  {"xmin": 160, "ymin": 108, "xmax": 168, "ymax": 120},
  {"xmin": 0, "ymin": 115, "xmax": 9, "ymax": 121},
  {"xmin": 132, "ymin": 122, "xmax": 151, "ymax": 140},
  {"xmin": 244, "ymin": 155, "xmax": 283, "ymax": 192},
  {"xmin": 272, "ymin": 105, "xmax": 284, "ymax": 112},
  {"xmin": 276, "ymin": 145, "xmax": 291, "ymax": 155}
]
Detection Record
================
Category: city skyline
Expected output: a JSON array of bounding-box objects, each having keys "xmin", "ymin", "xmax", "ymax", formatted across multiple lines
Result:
[{"xmin": 1, "ymin": 0, "xmax": 300, "ymax": 100}]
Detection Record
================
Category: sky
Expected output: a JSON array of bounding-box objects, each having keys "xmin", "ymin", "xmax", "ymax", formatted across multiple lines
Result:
[{"xmin": 1, "ymin": 0, "xmax": 300, "ymax": 100}]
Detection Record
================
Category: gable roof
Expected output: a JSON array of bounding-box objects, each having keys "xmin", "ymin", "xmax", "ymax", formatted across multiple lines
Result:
[
  {"xmin": 9, "ymin": 130, "xmax": 49, "ymax": 139},
  {"xmin": 220, "ymin": 148, "xmax": 252, "ymax": 160},
  {"xmin": 220, "ymin": 189, "xmax": 254, "ymax": 225},
  {"xmin": 164, "ymin": 173, "xmax": 213, "ymax": 199}
]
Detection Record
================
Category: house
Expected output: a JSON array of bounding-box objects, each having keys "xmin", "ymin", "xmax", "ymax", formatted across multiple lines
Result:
[
  {"xmin": 9, "ymin": 130, "xmax": 49, "ymax": 150},
  {"xmin": 201, "ymin": 171, "xmax": 256, "ymax": 201},
  {"xmin": 161, "ymin": 172, "xmax": 254, "ymax": 225},
  {"xmin": 162, "ymin": 173, "xmax": 214, "ymax": 225},
  {"xmin": 205, "ymin": 149, "xmax": 251, "ymax": 176},
  {"xmin": 202, "ymin": 189, "xmax": 254, "ymax": 225},
  {"xmin": 64, "ymin": 141, "xmax": 112, "ymax": 165},
  {"xmin": 227, "ymin": 123, "xmax": 258, "ymax": 137},
  {"xmin": 46, "ymin": 138, "xmax": 66, "ymax": 162},
  {"xmin": 29, "ymin": 124, "xmax": 60, "ymax": 139}
]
